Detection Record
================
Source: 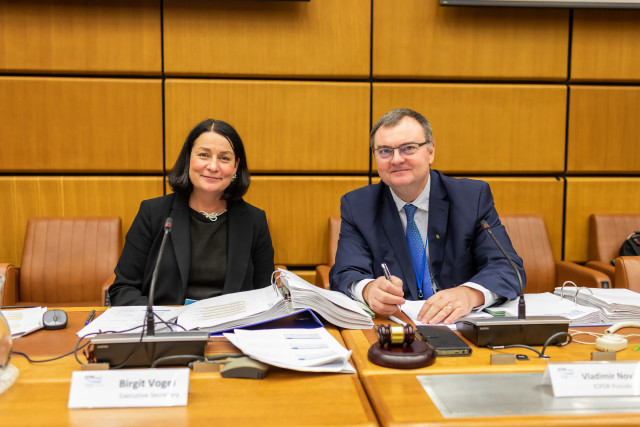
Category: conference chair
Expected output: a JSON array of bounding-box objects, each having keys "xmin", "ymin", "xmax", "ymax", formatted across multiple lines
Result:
[
  {"xmin": 614, "ymin": 256, "xmax": 640, "ymax": 292},
  {"xmin": 586, "ymin": 214, "xmax": 640, "ymax": 287},
  {"xmin": 0, "ymin": 217, "xmax": 121, "ymax": 307},
  {"xmin": 501, "ymin": 215, "xmax": 610, "ymax": 293},
  {"xmin": 315, "ymin": 216, "xmax": 341, "ymax": 289}
]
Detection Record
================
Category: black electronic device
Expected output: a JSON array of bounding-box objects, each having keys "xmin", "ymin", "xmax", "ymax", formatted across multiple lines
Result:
[
  {"xmin": 417, "ymin": 325, "xmax": 472, "ymax": 357},
  {"xmin": 89, "ymin": 217, "xmax": 208, "ymax": 368},
  {"xmin": 42, "ymin": 309, "xmax": 68, "ymax": 330},
  {"xmin": 455, "ymin": 220, "xmax": 569, "ymax": 347}
]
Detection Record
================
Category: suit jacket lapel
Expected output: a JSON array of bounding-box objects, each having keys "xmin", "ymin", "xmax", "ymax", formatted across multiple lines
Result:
[
  {"xmin": 380, "ymin": 185, "xmax": 419, "ymax": 300},
  {"xmin": 171, "ymin": 193, "xmax": 191, "ymax": 292},
  {"xmin": 427, "ymin": 171, "xmax": 449, "ymax": 287},
  {"xmin": 223, "ymin": 201, "xmax": 249, "ymax": 293}
]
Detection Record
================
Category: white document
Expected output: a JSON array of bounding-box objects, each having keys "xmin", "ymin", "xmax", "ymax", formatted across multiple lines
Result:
[
  {"xmin": 1, "ymin": 307, "xmax": 46, "ymax": 338},
  {"xmin": 401, "ymin": 300, "xmax": 491, "ymax": 329},
  {"xmin": 495, "ymin": 292, "xmax": 601, "ymax": 325},
  {"xmin": 76, "ymin": 306, "xmax": 184, "ymax": 337},
  {"xmin": 224, "ymin": 328, "xmax": 355, "ymax": 373},
  {"xmin": 68, "ymin": 368, "xmax": 190, "ymax": 408}
]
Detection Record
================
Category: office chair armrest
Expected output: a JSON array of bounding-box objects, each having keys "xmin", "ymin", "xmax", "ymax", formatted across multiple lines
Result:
[
  {"xmin": 584, "ymin": 260, "xmax": 615, "ymax": 283},
  {"xmin": 557, "ymin": 260, "xmax": 611, "ymax": 289},
  {"xmin": 0, "ymin": 263, "xmax": 20, "ymax": 306},
  {"xmin": 101, "ymin": 273, "xmax": 116, "ymax": 306},
  {"xmin": 315, "ymin": 265, "xmax": 331, "ymax": 289}
]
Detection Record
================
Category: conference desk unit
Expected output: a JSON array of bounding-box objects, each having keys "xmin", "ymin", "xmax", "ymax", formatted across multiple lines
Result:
[
  {"xmin": 2, "ymin": 308, "xmax": 377, "ymax": 427},
  {"xmin": 341, "ymin": 316, "xmax": 640, "ymax": 427}
]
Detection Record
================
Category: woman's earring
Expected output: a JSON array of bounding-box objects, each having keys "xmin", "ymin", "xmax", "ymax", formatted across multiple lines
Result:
[{"xmin": 232, "ymin": 173, "xmax": 237, "ymax": 182}]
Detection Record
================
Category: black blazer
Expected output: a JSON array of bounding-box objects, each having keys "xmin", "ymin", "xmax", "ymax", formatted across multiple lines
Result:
[
  {"xmin": 109, "ymin": 193, "xmax": 275, "ymax": 305},
  {"xmin": 329, "ymin": 170, "xmax": 524, "ymax": 301}
]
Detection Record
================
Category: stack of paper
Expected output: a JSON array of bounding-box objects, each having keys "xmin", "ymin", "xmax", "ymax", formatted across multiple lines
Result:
[
  {"xmin": 224, "ymin": 328, "xmax": 355, "ymax": 373},
  {"xmin": 496, "ymin": 293, "xmax": 601, "ymax": 325},
  {"xmin": 1, "ymin": 307, "xmax": 46, "ymax": 338},
  {"xmin": 278, "ymin": 269, "xmax": 374, "ymax": 329},
  {"xmin": 554, "ymin": 287, "xmax": 640, "ymax": 323}
]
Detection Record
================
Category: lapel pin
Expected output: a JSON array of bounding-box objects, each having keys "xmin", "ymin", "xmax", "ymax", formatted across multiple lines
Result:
[{"xmin": 435, "ymin": 234, "xmax": 440, "ymax": 239}]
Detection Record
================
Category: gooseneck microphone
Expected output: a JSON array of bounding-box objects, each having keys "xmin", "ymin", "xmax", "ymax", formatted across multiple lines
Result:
[
  {"xmin": 146, "ymin": 217, "xmax": 173, "ymax": 336},
  {"xmin": 454, "ymin": 219, "xmax": 570, "ymax": 347},
  {"xmin": 480, "ymin": 220, "xmax": 525, "ymax": 320}
]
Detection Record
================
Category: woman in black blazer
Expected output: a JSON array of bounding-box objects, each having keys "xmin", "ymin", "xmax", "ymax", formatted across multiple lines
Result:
[{"xmin": 109, "ymin": 119, "xmax": 275, "ymax": 306}]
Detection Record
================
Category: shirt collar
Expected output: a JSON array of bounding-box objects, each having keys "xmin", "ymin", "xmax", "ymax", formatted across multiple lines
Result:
[{"xmin": 389, "ymin": 176, "xmax": 431, "ymax": 213}]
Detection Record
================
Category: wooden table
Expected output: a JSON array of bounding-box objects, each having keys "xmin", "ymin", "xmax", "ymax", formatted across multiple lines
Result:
[
  {"xmin": 342, "ymin": 314, "xmax": 640, "ymax": 426},
  {"xmin": 2, "ymin": 308, "xmax": 378, "ymax": 427}
]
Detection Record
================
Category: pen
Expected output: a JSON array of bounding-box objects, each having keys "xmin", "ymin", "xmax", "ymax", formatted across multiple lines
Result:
[
  {"xmin": 381, "ymin": 263, "xmax": 391, "ymax": 281},
  {"xmin": 381, "ymin": 263, "xmax": 404, "ymax": 320},
  {"xmin": 85, "ymin": 309, "xmax": 96, "ymax": 326}
]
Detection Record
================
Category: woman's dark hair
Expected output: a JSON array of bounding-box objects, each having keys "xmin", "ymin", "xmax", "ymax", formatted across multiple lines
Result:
[{"xmin": 168, "ymin": 119, "xmax": 250, "ymax": 201}]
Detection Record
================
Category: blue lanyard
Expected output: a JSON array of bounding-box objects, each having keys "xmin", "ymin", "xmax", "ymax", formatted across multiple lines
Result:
[{"xmin": 410, "ymin": 233, "xmax": 428, "ymax": 300}]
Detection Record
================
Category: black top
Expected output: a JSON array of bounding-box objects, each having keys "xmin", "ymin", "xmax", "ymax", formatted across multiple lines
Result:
[
  {"xmin": 186, "ymin": 208, "xmax": 228, "ymax": 300},
  {"xmin": 108, "ymin": 193, "xmax": 275, "ymax": 306}
]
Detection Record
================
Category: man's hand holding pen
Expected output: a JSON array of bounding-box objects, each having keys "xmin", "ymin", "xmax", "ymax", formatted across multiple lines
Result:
[{"xmin": 363, "ymin": 275, "xmax": 405, "ymax": 315}]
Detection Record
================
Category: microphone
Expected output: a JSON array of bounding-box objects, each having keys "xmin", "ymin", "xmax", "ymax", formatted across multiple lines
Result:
[
  {"xmin": 454, "ymin": 219, "xmax": 570, "ymax": 347},
  {"xmin": 146, "ymin": 217, "xmax": 173, "ymax": 336},
  {"xmin": 90, "ymin": 216, "xmax": 209, "ymax": 368},
  {"xmin": 480, "ymin": 220, "xmax": 525, "ymax": 320}
]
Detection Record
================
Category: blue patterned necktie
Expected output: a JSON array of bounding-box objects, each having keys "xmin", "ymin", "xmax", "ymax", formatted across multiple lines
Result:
[{"xmin": 403, "ymin": 204, "xmax": 433, "ymax": 299}]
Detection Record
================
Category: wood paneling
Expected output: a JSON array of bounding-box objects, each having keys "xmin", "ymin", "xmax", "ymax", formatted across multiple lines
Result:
[
  {"xmin": 165, "ymin": 80, "xmax": 370, "ymax": 173},
  {"xmin": 163, "ymin": 0, "xmax": 370, "ymax": 78},
  {"xmin": 372, "ymin": 0, "xmax": 568, "ymax": 80},
  {"xmin": 0, "ymin": 0, "xmax": 161, "ymax": 75},
  {"xmin": 0, "ymin": 77, "xmax": 163, "ymax": 173},
  {"xmin": 568, "ymin": 86, "xmax": 640, "ymax": 173},
  {"xmin": 483, "ymin": 178, "xmax": 564, "ymax": 261},
  {"xmin": 565, "ymin": 178, "xmax": 640, "ymax": 262},
  {"xmin": 244, "ymin": 177, "xmax": 369, "ymax": 266},
  {"xmin": 0, "ymin": 177, "xmax": 164, "ymax": 266},
  {"xmin": 572, "ymin": 9, "xmax": 640, "ymax": 82},
  {"xmin": 372, "ymin": 84, "xmax": 567, "ymax": 173}
]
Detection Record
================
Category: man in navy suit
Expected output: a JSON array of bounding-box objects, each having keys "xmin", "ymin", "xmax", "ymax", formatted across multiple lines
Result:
[{"xmin": 329, "ymin": 108, "xmax": 524, "ymax": 324}]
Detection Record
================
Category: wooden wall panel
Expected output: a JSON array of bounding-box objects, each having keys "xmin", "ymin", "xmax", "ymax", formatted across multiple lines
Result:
[
  {"xmin": 0, "ymin": 177, "xmax": 164, "ymax": 266},
  {"xmin": 372, "ymin": 0, "xmax": 568, "ymax": 80},
  {"xmin": 483, "ymin": 178, "xmax": 564, "ymax": 261},
  {"xmin": 565, "ymin": 178, "xmax": 640, "ymax": 262},
  {"xmin": 372, "ymin": 84, "xmax": 566, "ymax": 173},
  {"xmin": 0, "ymin": 77, "xmax": 163, "ymax": 173},
  {"xmin": 571, "ymin": 9, "xmax": 640, "ymax": 82},
  {"xmin": 568, "ymin": 86, "xmax": 640, "ymax": 173},
  {"xmin": 0, "ymin": 0, "xmax": 161, "ymax": 75},
  {"xmin": 244, "ymin": 177, "xmax": 369, "ymax": 266},
  {"xmin": 165, "ymin": 80, "xmax": 370, "ymax": 173},
  {"xmin": 163, "ymin": 0, "xmax": 370, "ymax": 78}
]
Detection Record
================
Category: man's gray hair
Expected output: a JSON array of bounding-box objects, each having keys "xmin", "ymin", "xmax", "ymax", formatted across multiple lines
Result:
[{"xmin": 369, "ymin": 108, "xmax": 433, "ymax": 150}]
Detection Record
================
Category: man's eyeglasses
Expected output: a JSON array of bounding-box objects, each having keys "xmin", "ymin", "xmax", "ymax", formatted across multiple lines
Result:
[{"xmin": 373, "ymin": 142, "xmax": 430, "ymax": 160}]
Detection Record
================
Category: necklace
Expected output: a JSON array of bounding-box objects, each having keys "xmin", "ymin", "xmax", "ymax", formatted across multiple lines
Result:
[{"xmin": 198, "ymin": 209, "xmax": 227, "ymax": 222}]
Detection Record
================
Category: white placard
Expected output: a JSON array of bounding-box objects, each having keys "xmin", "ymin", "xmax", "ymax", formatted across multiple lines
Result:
[
  {"xmin": 68, "ymin": 368, "xmax": 190, "ymax": 409},
  {"xmin": 542, "ymin": 361, "xmax": 640, "ymax": 397}
]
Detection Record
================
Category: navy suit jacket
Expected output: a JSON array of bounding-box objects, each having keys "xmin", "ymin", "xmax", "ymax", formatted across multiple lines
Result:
[
  {"xmin": 109, "ymin": 192, "xmax": 275, "ymax": 306},
  {"xmin": 329, "ymin": 170, "xmax": 524, "ymax": 302}
]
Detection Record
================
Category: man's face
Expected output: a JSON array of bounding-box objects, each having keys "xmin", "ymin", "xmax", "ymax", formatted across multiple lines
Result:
[{"xmin": 373, "ymin": 116, "xmax": 435, "ymax": 202}]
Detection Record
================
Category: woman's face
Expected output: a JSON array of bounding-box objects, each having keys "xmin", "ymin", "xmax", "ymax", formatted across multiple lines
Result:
[{"xmin": 189, "ymin": 131, "xmax": 239, "ymax": 199}]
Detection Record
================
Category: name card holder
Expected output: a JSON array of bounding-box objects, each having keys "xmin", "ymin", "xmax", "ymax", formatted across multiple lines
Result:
[
  {"xmin": 542, "ymin": 361, "xmax": 640, "ymax": 397},
  {"xmin": 68, "ymin": 368, "xmax": 190, "ymax": 409}
]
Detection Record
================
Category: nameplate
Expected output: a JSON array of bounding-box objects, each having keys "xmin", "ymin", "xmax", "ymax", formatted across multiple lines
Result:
[
  {"xmin": 542, "ymin": 361, "xmax": 640, "ymax": 397},
  {"xmin": 68, "ymin": 368, "xmax": 190, "ymax": 409}
]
